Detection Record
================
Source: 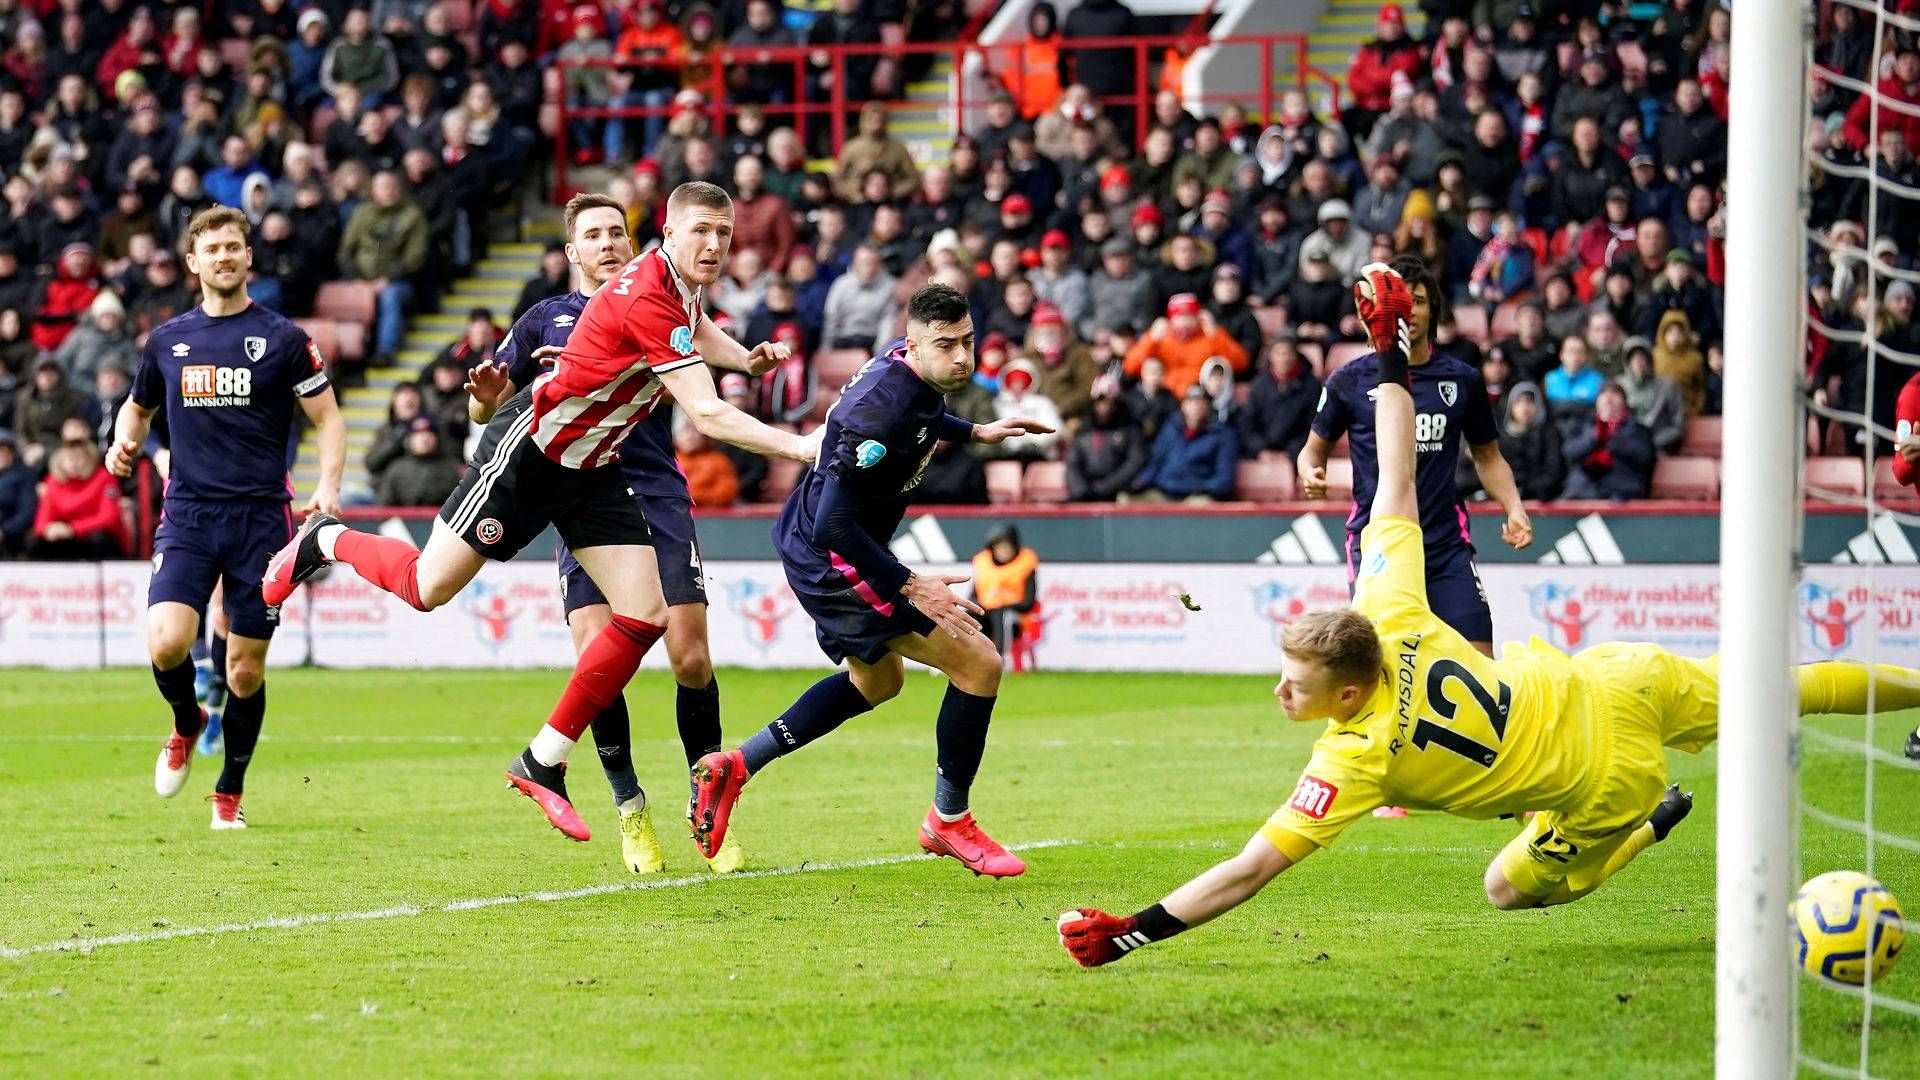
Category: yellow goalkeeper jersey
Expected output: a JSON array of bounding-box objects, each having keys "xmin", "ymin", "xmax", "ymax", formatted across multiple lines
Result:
[{"xmin": 1262, "ymin": 516, "xmax": 1606, "ymax": 862}]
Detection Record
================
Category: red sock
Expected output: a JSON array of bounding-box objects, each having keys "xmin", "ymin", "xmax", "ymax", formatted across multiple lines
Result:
[
  {"xmin": 546, "ymin": 615, "xmax": 664, "ymax": 741},
  {"xmin": 332, "ymin": 530, "xmax": 428, "ymax": 611}
]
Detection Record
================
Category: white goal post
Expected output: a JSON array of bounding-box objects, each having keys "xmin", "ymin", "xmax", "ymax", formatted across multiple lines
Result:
[{"xmin": 1716, "ymin": 2, "xmax": 1806, "ymax": 1077}]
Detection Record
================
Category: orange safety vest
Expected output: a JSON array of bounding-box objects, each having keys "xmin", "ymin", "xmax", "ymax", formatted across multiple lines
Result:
[
  {"xmin": 1005, "ymin": 40, "xmax": 1062, "ymax": 120},
  {"xmin": 972, "ymin": 547, "xmax": 1038, "ymax": 610}
]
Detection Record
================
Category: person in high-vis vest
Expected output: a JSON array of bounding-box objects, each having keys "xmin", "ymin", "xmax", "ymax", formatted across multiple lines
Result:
[{"xmin": 971, "ymin": 523, "xmax": 1039, "ymax": 666}]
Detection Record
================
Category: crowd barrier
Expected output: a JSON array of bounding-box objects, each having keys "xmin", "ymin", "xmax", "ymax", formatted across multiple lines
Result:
[{"xmin": 2, "ymin": 560, "xmax": 1911, "ymax": 671}]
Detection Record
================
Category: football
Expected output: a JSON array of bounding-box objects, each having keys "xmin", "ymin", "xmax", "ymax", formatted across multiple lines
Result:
[{"xmin": 1793, "ymin": 870, "xmax": 1907, "ymax": 986}]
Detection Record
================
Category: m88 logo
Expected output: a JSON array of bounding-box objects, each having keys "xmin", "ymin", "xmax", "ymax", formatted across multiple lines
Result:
[{"xmin": 181, "ymin": 364, "xmax": 253, "ymax": 401}]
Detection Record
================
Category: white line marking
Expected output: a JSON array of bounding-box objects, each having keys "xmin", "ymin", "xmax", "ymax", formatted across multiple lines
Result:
[{"xmin": 0, "ymin": 839, "xmax": 1080, "ymax": 960}]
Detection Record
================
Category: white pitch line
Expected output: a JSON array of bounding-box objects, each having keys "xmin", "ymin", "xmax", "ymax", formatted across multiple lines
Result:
[{"xmin": 0, "ymin": 839, "xmax": 1081, "ymax": 961}]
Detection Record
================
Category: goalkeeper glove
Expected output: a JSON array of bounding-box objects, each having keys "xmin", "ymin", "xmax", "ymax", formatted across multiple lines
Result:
[
  {"xmin": 1353, "ymin": 262, "xmax": 1414, "ymax": 386},
  {"xmin": 1057, "ymin": 904, "xmax": 1188, "ymax": 968}
]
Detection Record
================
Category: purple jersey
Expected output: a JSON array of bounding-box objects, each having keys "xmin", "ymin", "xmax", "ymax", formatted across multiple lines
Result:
[
  {"xmin": 132, "ymin": 303, "xmax": 329, "ymax": 503},
  {"xmin": 775, "ymin": 339, "xmax": 948, "ymax": 588},
  {"xmin": 1310, "ymin": 350, "xmax": 1496, "ymax": 557},
  {"xmin": 499, "ymin": 290, "xmax": 687, "ymax": 500}
]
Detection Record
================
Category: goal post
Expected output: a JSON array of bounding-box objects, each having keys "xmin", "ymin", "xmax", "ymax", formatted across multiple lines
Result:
[{"xmin": 1715, "ymin": 2, "xmax": 1807, "ymax": 1077}]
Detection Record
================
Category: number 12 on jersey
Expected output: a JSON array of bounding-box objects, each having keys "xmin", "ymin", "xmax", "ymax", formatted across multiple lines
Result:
[{"xmin": 1409, "ymin": 659, "xmax": 1511, "ymax": 768}]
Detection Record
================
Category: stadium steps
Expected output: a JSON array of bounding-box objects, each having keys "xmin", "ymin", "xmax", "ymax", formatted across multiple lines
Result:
[
  {"xmin": 290, "ymin": 224, "xmax": 560, "ymax": 503},
  {"xmin": 1271, "ymin": 0, "xmax": 1426, "ymax": 118},
  {"xmin": 896, "ymin": 57, "xmax": 955, "ymax": 165}
]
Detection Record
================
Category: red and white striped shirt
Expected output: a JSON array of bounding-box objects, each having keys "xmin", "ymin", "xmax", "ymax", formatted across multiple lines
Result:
[{"xmin": 528, "ymin": 247, "xmax": 705, "ymax": 469}]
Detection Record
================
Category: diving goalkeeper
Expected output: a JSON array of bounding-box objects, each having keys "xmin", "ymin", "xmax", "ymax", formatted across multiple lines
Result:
[{"xmin": 1057, "ymin": 263, "xmax": 1920, "ymax": 967}]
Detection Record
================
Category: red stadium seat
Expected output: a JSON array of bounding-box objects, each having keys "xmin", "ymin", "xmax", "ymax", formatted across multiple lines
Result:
[
  {"xmin": 1490, "ymin": 298, "xmax": 1525, "ymax": 340},
  {"xmin": 762, "ymin": 458, "xmax": 805, "ymax": 502},
  {"xmin": 1297, "ymin": 341, "xmax": 1325, "ymax": 378},
  {"xmin": 1682, "ymin": 416, "xmax": 1721, "ymax": 457},
  {"xmin": 336, "ymin": 322, "xmax": 368, "ymax": 365},
  {"xmin": 985, "ymin": 460, "xmax": 1024, "ymax": 503},
  {"xmin": 1253, "ymin": 305, "xmax": 1288, "ymax": 342},
  {"xmin": 1649, "ymin": 456, "xmax": 1719, "ymax": 500},
  {"xmin": 1805, "ymin": 456, "xmax": 1866, "ymax": 499},
  {"xmin": 1323, "ymin": 457, "xmax": 1354, "ymax": 502},
  {"xmin": 440, "ymin": 0, "xmax": 475, "ymax": 31},
  {"xmin": 1451, "ymin": 305, "xmax": 1488, "ymax": 347},
  {"xmin": 1872, "ymin": 456, "xmax": 1917, "ymax": 506},
  {"xmin": 1325, "ymin": 342, "xmax": 1370, "ymax": 374},
  {"xmin": 1235, "ymin": 456, "xmax": 1296, "ymax": 502},
  {"xmin": 1023, "ymin": 460, "xmax": 1068, "ymax": 503},
  {"xmin": 816, "ymin": 349, "xmax": 870, "ymax": 390},
  {"xmin": 295, "ymin": 319, "xmax": 338, "ymax": 366},
  {"xmin": 314, "ymin": 281, "xmax": 376, "ymax": 324}
]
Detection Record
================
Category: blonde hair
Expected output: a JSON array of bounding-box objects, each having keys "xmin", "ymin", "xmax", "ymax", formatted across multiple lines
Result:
[{"xmin": 1281, "ymin": 609, "xmax": 1383, "ymax": 690}]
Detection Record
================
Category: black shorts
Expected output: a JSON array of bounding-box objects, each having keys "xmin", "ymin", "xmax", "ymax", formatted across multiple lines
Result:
[
  {"xmin": 439, "ymin": 393, "xmax": 651, "ymax": 561},
  {"xmin": 149, "ymin": 498, "xmax": 295, "ymax": 640},
  {"xmin": 786, "ymin": 565, "xmax": 938, "ymax": 665},
  {"xmin": 559, "ymin": 493, "xmax": 707, "ymax": 615}
]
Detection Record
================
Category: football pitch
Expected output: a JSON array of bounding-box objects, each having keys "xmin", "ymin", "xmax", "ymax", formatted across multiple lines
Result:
[{"xmin": 2, "ymin": 668, "xmax": 1914, "ymax": 1078}]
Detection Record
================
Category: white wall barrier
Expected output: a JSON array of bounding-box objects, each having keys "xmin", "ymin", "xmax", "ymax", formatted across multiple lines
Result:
[{"xmin": 1, "ymin": 561, "xmax": 1916, "ymax": 670}]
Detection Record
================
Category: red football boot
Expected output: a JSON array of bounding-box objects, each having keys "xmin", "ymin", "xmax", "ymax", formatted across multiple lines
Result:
[
  {"xmin": 261, "ymin": 512, "xmax": 340, "ymax": 606},
  {"xmin": 918, "ymin": 807, "xmax": 1026, "ymax": 877},
  {"xmin": 506, "ymin": 750, "xmax": 590, "ymax": 841},
  {"xmin": 689, "ymin": 748, "xmax": 747, "ymax": 858}
]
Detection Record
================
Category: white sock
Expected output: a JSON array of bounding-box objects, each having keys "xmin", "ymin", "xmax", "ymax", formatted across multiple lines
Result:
[
  {"xmin": 935, "ymin": 807, "xmax": 969, "ymax": 823},
  {"xmin": 618, "ymin": 793, "xmax": 646, "ymax": 813},
  {"xmin": 529, "ymin": 725, "xmax": 577, "ymax": 767},
  {"xmin": 315, "ymin": 522, "xmax": 347, "ymax": 560}
]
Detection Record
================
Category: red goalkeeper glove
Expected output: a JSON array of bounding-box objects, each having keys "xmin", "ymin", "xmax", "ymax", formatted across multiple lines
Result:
[
  {"xmin": 1353, "ymin": 262, "xmax": 1414, "ymax": 376},
  {"xmin": 1057, "ymin": 904, "xmax": 1187, "ymax": 967}
]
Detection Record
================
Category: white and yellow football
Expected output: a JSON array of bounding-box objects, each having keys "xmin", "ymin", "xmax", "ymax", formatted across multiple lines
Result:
[{"xmin": 1793, "ymin": 870, "xmax": 1906, "ymax": 986}]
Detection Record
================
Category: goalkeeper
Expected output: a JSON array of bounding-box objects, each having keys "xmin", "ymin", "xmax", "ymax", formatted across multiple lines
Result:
[{"xmin": 1058, "ymin": 263, "xmax": 1920, "ymax": 967}]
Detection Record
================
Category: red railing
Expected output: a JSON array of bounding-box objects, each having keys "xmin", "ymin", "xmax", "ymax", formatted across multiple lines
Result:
[{"xmin": 552, "ymin": 32, "xmax": 1337, "ymax": 200}]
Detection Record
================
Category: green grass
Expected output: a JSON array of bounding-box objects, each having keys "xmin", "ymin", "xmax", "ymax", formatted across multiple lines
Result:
[{"xmin": 0, "ymin": 669, "xmax": 1914, "ymax": 1078}]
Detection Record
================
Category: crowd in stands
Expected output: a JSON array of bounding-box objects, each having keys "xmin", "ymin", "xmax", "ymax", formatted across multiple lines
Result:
[
  {"xmin": 536, "ymin": 0, "xmax": 1758, "ymax": 507},
  {"xmin": 0, "ymin": 0, "xmax": 1910, "ymax": 549}
]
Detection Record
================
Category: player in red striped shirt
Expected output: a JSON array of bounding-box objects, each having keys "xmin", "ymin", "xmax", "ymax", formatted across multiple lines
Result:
[{"xmin": 261, "ymin": 182, "xmax": 818, "ymax": 839}]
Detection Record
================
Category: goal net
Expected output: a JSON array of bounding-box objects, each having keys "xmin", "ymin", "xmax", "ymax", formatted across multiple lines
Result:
[{"xmin": 1776, "ymin": 1, "xmax": 1920, "ymax": 1077}]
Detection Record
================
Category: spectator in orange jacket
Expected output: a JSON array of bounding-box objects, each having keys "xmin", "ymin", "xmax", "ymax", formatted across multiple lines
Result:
[
  {"xmin": 675, "ymin": 420, "xmax": 740, "ymax": 507},
  {"xmin": 27, "ymin": 436, "xmax": 128, "ymax": 560},
  {"xmin": 1122, "ymin": 292, "xmax": 1249, "ymax": 395},
  {"xmin": 1345, "ymin": 4, "xmax": 1423, "ymax": 140}
]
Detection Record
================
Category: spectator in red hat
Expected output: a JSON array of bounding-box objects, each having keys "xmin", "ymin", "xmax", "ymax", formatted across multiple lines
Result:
[
  {"xmin": 991, "ymin": 358, "xmax": 1064, "ymax": 461},
  {"xmin": 1122, "ymin": 292, "xmax": 1249, "ymax": 394},
  {"xmin": 1030, "ymin": 229, "xmax": 1090, "ymax": 329},
  {"xmin": 1129, "ymin": 201, "xmax": 1165, "ymax": 264},
  {"xmin": 1017, "ymin": 302, "xmax": 1100, "ymax": 428},
  {"xmin": 995, "ymin": 191, "xmax": 1038, "ymax": 246},
  {"xmin": 1097, "ymin": 164, "xmax": 1135, "ymax": 214},
  {"xmin": 1345, "ymin": 3, "xmax": 1423, "ymax": 141}
]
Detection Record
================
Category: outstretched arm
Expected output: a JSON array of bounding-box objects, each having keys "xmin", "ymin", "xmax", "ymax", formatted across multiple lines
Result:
[
  {"xmin": 1357, "ymin": 264, "xmax": 1417, "ymax": 525},
  {"xmin": 1058, "ymin": 835, "xmax": 1297, "ymax": 968},
  {"xmin": 657, "ymin": 360, "xmax": 818, "ymax": 462}
]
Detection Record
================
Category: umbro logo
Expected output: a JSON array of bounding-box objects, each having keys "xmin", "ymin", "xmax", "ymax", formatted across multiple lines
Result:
[
  {"xmin": 171, "ymin": 342, "xmax": 191, "ymax": 357},
  {"xmin": 553, "ymin": 314, "xmax": 575, "ymax": 327}
]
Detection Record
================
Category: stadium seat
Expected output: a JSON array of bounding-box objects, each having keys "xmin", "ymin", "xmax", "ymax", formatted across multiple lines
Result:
[
  {"xmin": 220, "ymin": 39, "xmax": 251, "ymax": 70},
  {"xmin": 1452, "ymin": 305, "xmax": 1489, "ymax": 346},
  {"xmin": 336, "ymin": 322, "xmax": 368, "ymax": 365},
  {"xmin": 817, "ymin": 349, "xmax": 869, "ymax": 389},
  {"xmin": 1490, "ymin": 298, "xmax": 1524, "ymax": 340},
  {"xmin": 1872, "ymin": 456, "xmax": 1916, "ymax": 506},
  {"xmin": 762, "ymin": 458, "xmax": 805, "ymax": 502},
  {"xmin": 315, "ymin": 281, "xmax": 377, "ymax": 325},
  {"xmin": 1805, "ymin": 456, "xmax": 1866, "ymax": 498},
  {"xmin": 1253, "ymin": 305, "xmax": 1288, "ymax": 342},
  {"xmin": 1023, "ymin": 460, "xmax": 1068, "ymax": 503},
  {"xmin": 985, "ymin": 460, "xmax": 1024, "ymax": 503},
  {"xmin": 1649, "ymin": 456, "xmax": 1718, "ymax": 500},
  {"xmin": 296, "ymin": 319, "xmax": 338, "ymax": 366},
  {"xmin": 1325, "ymin": 342, "xmax": 1370, "ymax": 374},
  {"xmin": 1682, "ymin": 416, "xmax": 1721, "ymax": 457},
  {"xmin": 1616, "ymin": 40, "xmax": 1648, "ymax": 80},
  {"xmin": 1324, "ymin": 457, "xmax": 1354, "ymax": 502},
  {"xmin": 1235, "ymin": 456, "xmax": 1296, "ymax": 502},
  {"xmin": 1297, "ymin": 341, "xmax": 1325, "ymax": 377}
]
